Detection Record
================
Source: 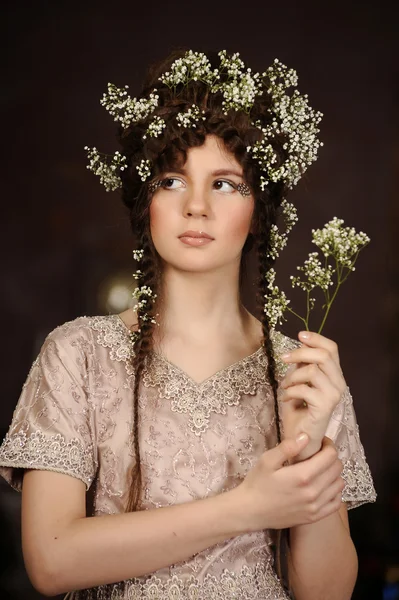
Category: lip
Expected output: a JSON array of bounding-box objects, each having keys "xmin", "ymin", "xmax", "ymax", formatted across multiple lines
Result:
[{"xmin": 179, "ymin": 230, "xmax": 214, "ymax": 240}]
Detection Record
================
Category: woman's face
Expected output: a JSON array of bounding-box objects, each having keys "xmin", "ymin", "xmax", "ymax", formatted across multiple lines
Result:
[{"xmin": 149, "ymin": 135, "xmax": 255, "ymax": 275}]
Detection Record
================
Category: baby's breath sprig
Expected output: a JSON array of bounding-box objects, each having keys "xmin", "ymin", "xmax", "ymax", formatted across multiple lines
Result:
[
  {"xmin": 264, "ymin": 218, "xmax": 371, "ymax": 333},
  {"xmin": 264, "ymin": 268, "xmax": 291, "ymax": 329},
  {"xmin": 131, "ymin": 250, "xmax": 159, "ymax": 327},
  {"xmin": 143, "ymin": 116, "xmax": 166, "ymax": 140},
  {"xmin": 267, "ymin": 199, "xmax": 298, "ymax": 260},
  {"xmin": 85, "ymin": 50, "xmax": 324, "ymax": 193},
  {"xmin": 84, "ymin": 147, "xmax": 127, "ymax": 192},
  {"xmin": 176, "ymin": 105, "xmax": 206, "ymax": 128},
  {"xmin": 100, "ymin": 83, "xmax": 159, "ymax": 129},
  {"xmin": 136, "ymin": 159, "xmax": 152, "ymax": 182},
  {"xmin": 159, "ymin": 50, "xmax": 218, "ymax": 90},
  {"xmin": 132, "ymin": 285, "xmax": 158, "ymax": 324}
]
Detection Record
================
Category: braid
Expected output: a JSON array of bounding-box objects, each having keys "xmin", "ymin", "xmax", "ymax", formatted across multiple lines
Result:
[
  {"xmin": 256, "ymin": 185, "xmax": 292, "ymax": 593},
  {"xmin": 125, "ymin": 227, "xmax": 160, "ymax": 513}
]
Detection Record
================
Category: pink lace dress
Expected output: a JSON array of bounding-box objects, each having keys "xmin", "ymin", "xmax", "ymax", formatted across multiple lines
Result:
[{"xmin": 0, "ymin": 315, "xmax": 377, "ymax": 599}]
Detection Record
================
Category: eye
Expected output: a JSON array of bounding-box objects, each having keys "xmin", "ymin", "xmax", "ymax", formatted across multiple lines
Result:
[
  {"xmin": 160, "ymin": 177, "xmax": 185, "ymax": 190},
  {"xmin": 213, "ymin": 179, "xmax": 238, "ymax": 193}
]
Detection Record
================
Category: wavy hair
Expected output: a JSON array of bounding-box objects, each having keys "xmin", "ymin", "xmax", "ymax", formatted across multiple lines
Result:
[{"xmin": 117, "ymin": 48, "xmax": 295, "ymax": 592}]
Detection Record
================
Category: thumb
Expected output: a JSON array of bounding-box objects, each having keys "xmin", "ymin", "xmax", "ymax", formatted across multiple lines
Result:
[{"xmin": 270, "ymin": 433, "xmax": 309, "ymax": 469}]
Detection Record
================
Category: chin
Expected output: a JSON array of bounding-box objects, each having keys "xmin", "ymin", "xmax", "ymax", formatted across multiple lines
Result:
[{"xmin": 166, "ymin": 253, "xmax": 240, "ymax": 274}]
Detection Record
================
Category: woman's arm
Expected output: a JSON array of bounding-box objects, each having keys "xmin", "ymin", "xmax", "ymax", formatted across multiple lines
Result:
[
  {"xmin": 21, "ymin": 433, "xmax": 340, "ymax": 597},
  {"xmin": 289, "ymin": 503, "xmax": 358, "ymax": 600},
  {"xmin": 21, "ymin": 470, "xmax": 245, "ymax": 597}
]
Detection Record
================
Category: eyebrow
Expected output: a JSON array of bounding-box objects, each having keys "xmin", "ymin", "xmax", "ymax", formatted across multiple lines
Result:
[{"xmin": 165, "ymin": 167, "xmax": 244, "ymax": 179}]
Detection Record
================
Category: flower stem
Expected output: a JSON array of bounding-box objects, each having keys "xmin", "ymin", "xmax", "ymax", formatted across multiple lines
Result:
[{"xmin": 286, "ymin": 306, "xmax": 309, "ymax": 329}]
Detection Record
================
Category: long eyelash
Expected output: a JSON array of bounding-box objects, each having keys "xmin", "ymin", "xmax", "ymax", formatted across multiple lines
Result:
[
  {"xmin": 148, "ymin": 179, "xmax": 162, "ymax": 194},
  {"xmin": 217, "ymin": 180, "xmax": 251, "ymax": 197},
  {"xmin": 151, "ymin": 177, "xmax": 180, "ymax": 192}
]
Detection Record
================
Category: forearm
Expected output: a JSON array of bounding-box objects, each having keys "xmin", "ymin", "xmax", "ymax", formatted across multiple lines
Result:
[
  {"xmin": 44, "ymin": 489, "xmax": 245, "ymax": 596},
  {"xmin": 288, "ymin": 507, "xmax": 358, "ymax": 600}
]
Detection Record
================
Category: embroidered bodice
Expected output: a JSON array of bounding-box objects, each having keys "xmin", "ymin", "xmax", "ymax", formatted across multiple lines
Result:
[{"xmin": 0, "ymin": 315, "xmax": 377, "ymax": 599}]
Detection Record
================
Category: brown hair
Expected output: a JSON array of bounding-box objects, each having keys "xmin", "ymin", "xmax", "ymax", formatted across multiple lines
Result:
[{"xmin": 117, "ymin": 48, "xmax": 295, "ymax": 592}]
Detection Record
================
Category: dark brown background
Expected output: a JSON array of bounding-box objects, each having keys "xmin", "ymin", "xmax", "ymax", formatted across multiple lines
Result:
[{"xmin": 1, "ymin": 1, "xmax": 398, "ymax": 598}]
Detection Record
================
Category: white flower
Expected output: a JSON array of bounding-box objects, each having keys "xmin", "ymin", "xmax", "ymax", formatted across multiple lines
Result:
[
  {"xmin": 176, "ymin": 105, "xmax": 206, "ymax": 128},
  {"xmin": 263, "ymin": 268, "xmax": 291, "ymax": 328},
  {"xmin": 100, "ymin": 83, "xmax": 159, "ymax": 129},
  {"xmin": 290, "ymin": 252, "xmax": 335, "ymax": 292},
  {"xmin": 311, "ymin": 217, "xmax": 370, "ymax": 268},
  {"xmin": 84, "ymin": 147, "xmax": 126, "ymax": 192},
  {"xmin": 143, "ymin": 115, "xmax": 166, "ymax": 139},
  {"xmin": 267, "ymin": 199, "xmax": 298, "ymax": 260},
  {"xmin": 136, "ymin": 159, "xmax": 152, "ymax": 182},
  {"xmin": 88, "ymin": 50, "xmax": 324, "ymax": 192}
]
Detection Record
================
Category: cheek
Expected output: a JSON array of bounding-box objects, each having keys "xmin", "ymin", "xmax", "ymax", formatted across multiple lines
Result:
[
  {"xmin": 222, "ymin": 202, "xmax": 254, "ymax": 242},
  {"xmin": 149, "ymin": 199, "xmax": 168, "ymax": 239}
]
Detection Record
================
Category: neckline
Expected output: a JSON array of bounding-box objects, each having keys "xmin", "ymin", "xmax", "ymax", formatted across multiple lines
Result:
[{"xmin": 113, "ymin": 313, "xmax": 265, "ymax": 387}]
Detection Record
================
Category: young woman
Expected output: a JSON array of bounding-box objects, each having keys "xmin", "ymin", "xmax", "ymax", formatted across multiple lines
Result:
[{"xmin": 0, "ymin": 49, "xmax": 376, "ymax": 599}]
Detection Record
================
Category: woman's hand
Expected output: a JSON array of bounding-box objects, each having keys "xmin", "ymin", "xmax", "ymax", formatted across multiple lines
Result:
[
  {"xmin": 235, "ymin": 434, "xmax": 345, "ymax": 531},
  {"xmin": 278, "ymin": 331, "xmax": 347, "ymax": 462}
]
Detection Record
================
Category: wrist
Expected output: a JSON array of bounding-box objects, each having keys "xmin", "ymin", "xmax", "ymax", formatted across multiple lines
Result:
[{"xmin": 222, "ymin": 486, "xmax": 255, "ymax": 535}]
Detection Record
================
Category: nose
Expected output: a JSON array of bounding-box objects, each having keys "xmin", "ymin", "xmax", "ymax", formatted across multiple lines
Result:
[{"xmin": 183, "ymin": 186, "xmax": 211, "ymax": 218}]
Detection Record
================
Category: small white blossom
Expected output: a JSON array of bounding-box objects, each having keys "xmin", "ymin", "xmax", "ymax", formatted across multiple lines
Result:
[
  {"xmin": 132, "ymin": 285, "xmax": 158, "ymax": 324},
  {"xmin": 290, "ymin": 252, "xmax": 335, "ymax": 292},
  {"xmin": 88, "ymin": 51, "xmax": 324, "ymax": 193},
  {"xmin": 263, "ymin": 268, "xmax": 291, "ymax": 328},
  {"xmin": 176, "ymin": 105, "xmax": 206, "ymax": 128},
  {"xmin": 311, "ymin": 217, "xmax": 370, "ymax": 268},
  {"xmin": 84, "ymin": 146, "xmax": 126, "ymax": 191},
  {"xmin": 143, "ymin": 115, "xmax": 166, "ymax": 139},
  {"xmin": 136, "ymin": 159, "xmax": 152, "ymax": 182},
  {"xmin": 132, "ymin": 249, "xmax": 144, "ymax": 261},
  {"xmin": 159, "ymin": 50, "xmax": 217, "ymax": 88},
  {"xmin": 267, "ymin": 199, "xmax": 298, "ymax": 260},
  {"xmin": 100, "ymin": 83, "xmax": 159, "ymax": 129}
]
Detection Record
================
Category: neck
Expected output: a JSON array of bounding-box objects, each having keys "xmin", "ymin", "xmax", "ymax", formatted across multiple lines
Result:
[{"xmin": 154, "ymin": 263, "xmax": 252, "ymax": 347}]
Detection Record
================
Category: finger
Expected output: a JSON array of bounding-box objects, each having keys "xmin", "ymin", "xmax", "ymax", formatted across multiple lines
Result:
[
  {"xmin": 268, "ymin": 434, "xmax": 309, "ymax": 470},
  {"xmin": 311, "ymin": 457, "xmax": 344, "ymax": 494},
  {"xmin": 279, "ymin": 383, "xmax": 319, "ymax": 405},
  {"xmin": 313, "ymin": 475, "xmax": 345, "ymax": 512},
  {"xmin": 280, "ymin": 365, "xmax": 342, "ymax": 409},
  {"xmin": 280, "ymin": 348, "xmax": 345, "ymax": 392},
  {"xmin": 301, "ymin": 436, "xmax": 339, "ymax": 476},
  {"xmin": 285, "ymin": 436, "xmax": 338, "ymax": 480},
  {"xmin": 310, "ymin": 480, "xmax": 345, "ymax": 522},
  {"xmin": 298, "ymin": 331, "xmax": 340, "ymax": 363},
  {"xmin": 281, "ymin": 362, "xmax": 329, "ymax": 390}
]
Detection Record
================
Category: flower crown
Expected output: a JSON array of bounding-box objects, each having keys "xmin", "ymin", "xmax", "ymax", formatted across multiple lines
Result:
[{"xmin": 85, "ymin": 49, "xmax": 323, "ymax": 193}]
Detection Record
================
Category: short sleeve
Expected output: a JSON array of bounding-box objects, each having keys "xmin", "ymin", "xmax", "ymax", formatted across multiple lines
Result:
[
  {"xmin": 272, "ymin": 329, "xmax": 377, "ymax": 510},
  {"xmin": 0, "ymin": 323, "xmax": 98, "ymax": 492},
  {"xmin": 325, "ymin": 386, "xmax": 377, "ymax": 510}
]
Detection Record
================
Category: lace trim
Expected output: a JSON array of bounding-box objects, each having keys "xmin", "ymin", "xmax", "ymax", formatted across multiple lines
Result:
[
  {"xmin": 142, "ymin": 349, "xmax": 270, "ymax": 436},
  {"xmin": 87, "ymin": 315, "xmax": 136, "ymax": 376},
  {"xmin": 0, "ymin": 430, "xmax": 96, "ymax": 491},
  {"xmin": 341, "ymin": 457, "xmax": 377, "ymax": 509},
  {"xmin": 69, "ymin": 561, "xmax": 290, "ymax": 599},
  {"xmin": 86, "ymin": 315, "xmax": 298, "ymax": 436}
]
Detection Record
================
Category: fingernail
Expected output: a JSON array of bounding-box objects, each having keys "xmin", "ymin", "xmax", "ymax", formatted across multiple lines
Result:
[
  {"xmin": 296, "ymin": 433, "xmax": 308, "ymax": 443},
  {"xmin": 299, "ymin": 331, "xmax": 310, "ymax": 339},
  {"xmin": 280, "ymin": 353, "xmax": 291, "ymax": 361}
]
